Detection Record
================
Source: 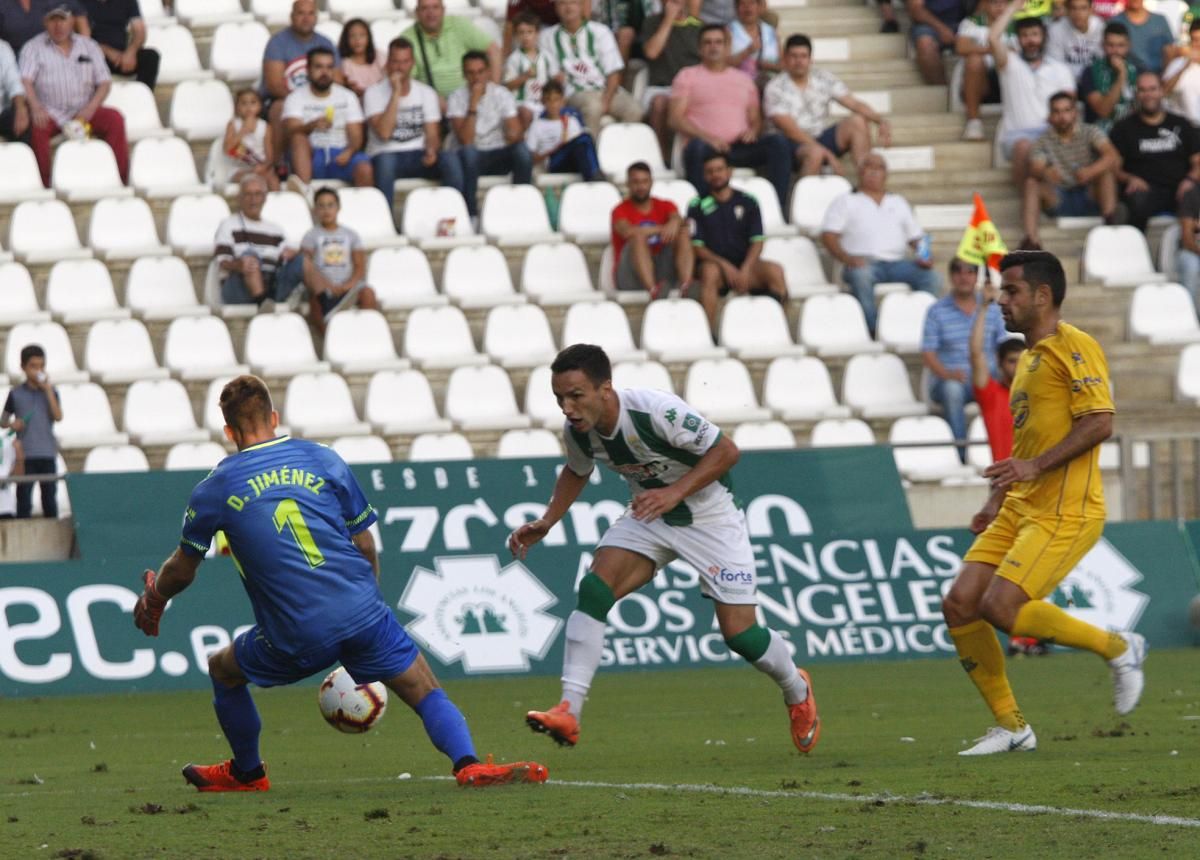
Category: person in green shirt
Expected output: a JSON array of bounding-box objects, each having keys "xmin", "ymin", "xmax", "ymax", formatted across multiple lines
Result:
[{"xmin": 402, "ymin": 0, "xmax": 501, "ymax": 101}]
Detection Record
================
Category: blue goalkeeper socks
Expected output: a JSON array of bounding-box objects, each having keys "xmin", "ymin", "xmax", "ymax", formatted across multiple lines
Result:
[
  {"xmin": 211, "ymin": 677, "xmax": 262, "ymax": 773},
  {"xmin": 415, "ymin": 688, "xmax": 476, "ymax": 768}
]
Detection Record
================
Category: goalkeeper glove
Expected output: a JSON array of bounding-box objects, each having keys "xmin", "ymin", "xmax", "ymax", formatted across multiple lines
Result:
[{"xmin": 134, "ymin": 569, "xmax": 168, "ymax": 636}]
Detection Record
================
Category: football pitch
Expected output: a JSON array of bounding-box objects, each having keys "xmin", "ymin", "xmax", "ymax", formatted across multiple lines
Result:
[{"xmin": 3, "ymin": 650, "xmax": 1199, "ymax": 859}]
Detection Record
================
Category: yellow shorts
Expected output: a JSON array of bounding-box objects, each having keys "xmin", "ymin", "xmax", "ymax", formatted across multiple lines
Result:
[{"xmin": 964, "ymin": 503, "xmax": 1104, "ymax": 600}]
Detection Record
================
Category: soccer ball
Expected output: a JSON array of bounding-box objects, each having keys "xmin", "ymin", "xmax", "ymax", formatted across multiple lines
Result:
[{"xmin": 317, "ymin": 666, "xmax": 388, "ymax": 733}]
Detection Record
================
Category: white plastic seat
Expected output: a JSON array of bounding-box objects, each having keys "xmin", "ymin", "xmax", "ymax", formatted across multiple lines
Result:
[
  {"xmin": 790, "ymin": 175, "xmax": 853, "ymax": 236},
  {"xmin": 209, "ymin": 21, "xmax": 272, "ymax": 82},
  {"xmin": 401, "ymin": 187, "xmax": 482, "ymax": 248},
  {"xmin": 285, "ymin": 372, "xmax": 372, "ymax": 438},
  {"xmin": 561, "ymin": 301, "xmax": 647, "ymax": 362},
  {"xmin": 876, "ymin": 291, "xmax": 937, "ymax": 353},
  {"xmin": 683, "ymin": 358, "xmax": 772, "ymax": 424},
  {"xmin": 497, "ymin": 428, "xmax": 563, "ymax": 458},
  {"xmin": 9, "ymin": 199, "xmax": 92, "ymax": 263},
  {"xmin": 0, "ymin": 262, "xmax": 50, "ymax": 324},
  {"xmin": 369, "ymin": 16, "xmax": 415, "ymax": 51},
  {"xmin": 718, "ymin": 295, "xmax": 805, "ymax": 359},
  {"xmin": 442, "ymin": 245, "xmax": 526, "ymax": 308},
  {"xmin": 730, "ymin": 176, "xmax": 796, "ymax": 237},
  {"xmin": 104, "ymin": 81, "xmax": 171, "ymax": 141},
  {"xmin": 166, "ymin": 193, "xmax": 232, "ymax": 257},
  {"xmin": 763, "ymin": 355, "xmax": 852, "ymax": 421},
  {"xmin": 88, "ymin": 197, "xmax": 172, "ymax": 259},
  {"xmin": 330, "ymin": 0, "xmax": 399, "ymax": 20},
  {"xmin": 174, "ymin": 0, "xmax": 253, "ymax": 26},
  {"xmin": 650, "ymin": 178, "xmax": 699, "ymax": 216},
  {"xmin": 732, "ymin": 420, "xmax": 795, "ymax": 450},
  {"xmin": 130, "ymin": 136, "xmax": 209, "ymax": 198},
  {"xmin": 54, "ymin": 383, "xmax": 129, "ymax": 449},
  {"xmin": 558, "ymin": 181, "xmax": 623, "ymax": 243},
  {"xmin": 138, "ymin": 0, "xmax": 173, "ymax": 22},
  {"xmin": 523, "ymin": 365, "xmax": 561, "ymax": 428},
  {"xmin": 123, "ymin": 378, "xmax": 209, "ymax": 446},
  {"xmin": 365, "ymin": 369, "xmax": 453, "ymax": 435},
  {"xmin": 967, "ymin": 414, "xmax": 992, "ymax": 470},
  {"xmin": 244, "ymin": 312, "xmax": 330, "ymax": 377},
  {"xmin": 444, "ymin": 364, "xmax": 532, "ymax": 430},
  {"xmin": 169, "ymin": 80, "xmax": 235, "ymax": 141},
  {"xmin": 164, "ymin": 441, "xmax": 229, "ymax": 470},
  {"xmin": 323, "ymin": 309, "xmax": 408, "ymax": 374},
  {"xmin": 336, "ymin": 187, "xmax": 408, "ymax": 249},
  {"xmin": 249, "ymin": 0, "xmax": 296, "ymax": 26},
  {"xmin": 842, "ymin": 353, "xmax": 928, "ymax": 419},
  {"xmin": 480, "ymin": 184, "xmax": 561, "ymax": 246},
  {"xmin": 483, "ymin": 304, "xmax": 557, "ymax": 368},
  {"xmin": 890, "ymin": 415, "xmax": 978, "ymax": 483},
  {"xmin": 521, "ymin": 242, "xmax": 599, "ymax": 305},
  {"xmin": 1082, "ymin": 225, "xmax": 1167, "ymax": 286},
  {"xmin": 401, "ymin": 305, "xmax": 487, "ymax": 368},
  {"xmin": 809, "ymin": 417, "xmax": 876, "ymax": 447},
  {"xmin": 4, "ymin": 321, "xmax": 88, "ymax": 382},
  {"xmin": 261, "ymin": 191, "xmax": 314, "ymax": 246},
  {"xmin": 760, "ymin": 236, "xmax": 838, "ymax": 298},
  {"xmin": 1129, "ymin": 282, "xmax": 1200, "ymax": 344},
  {"xmin": 611, "ymin": 359, "xmax": 674, "ymax": 393},
  {"xmin": 44, "ymin": 259, "xmax": 130, "ymax": 324},
  {"xmin": 164, "ymin": 316, "xmax": 249, "ymax": 381},
  {"xmin": 366, "ymin": 246, "xmax": 447, "ymax": 309},
  {"xmin": 144, "ymin": 24, "xmax": 215, "ymax": 84},
  {"xmin": 798, "ymin": 294, "xmax": 884, "ymax": 357},
  {"xmin": 85, "ymin": 319, "xmax": 170, "ymax": 384},
  {"xmin": 1178, "ymin": 343, "xmax": 1200, "ymax": 404},
  {"xmin": 83, "ymin": 443, "xmax": 149, "ymax": 472},
  {"xmin": 0, "ymin": 142, "xmax": 54, "ymax": 203},
  {"xmin": 51, "ymin": 139, "xmax": 131, "ymax": 202},
  {"xmin": 331, "ymin": 434, "xmax": 393, "ymax": 463},
  {"xmin": 641, "ymin": 298, "xmax": 728, "ymax": 362},
  {"xmin": 597, "ymin": 123, "xmax": 672, "ymax": 179},
  {"xmin": 408, "ymin": 432, "xmax": 474, "ymax": 461}
]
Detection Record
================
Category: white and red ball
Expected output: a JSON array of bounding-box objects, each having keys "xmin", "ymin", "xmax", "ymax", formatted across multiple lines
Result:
[{"xmin": 317, "ymin": 666, "xmax": 388, "ymax": 733}]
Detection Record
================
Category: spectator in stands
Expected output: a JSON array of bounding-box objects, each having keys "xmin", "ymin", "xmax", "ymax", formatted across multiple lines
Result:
[
  {"xmin": 1175, "ymin": 177, "xmax": 1200, "ymax": 314},
  {"xmin": 365, "ymin": 38, "xmax": 464, "ymax": 210},
  {"xmin": 1112, "ymin": 0, "xmax": 1173, "ymax": 74},
  {"xmin": 448, "ymin": 50, "xmax": 532, "ymax": 218},
  {"xmin": 612, "ymin": 161, "xmax": 694, "ymax": 298},
  {"xmin": 20, "ymin": 4, "xmax": 127, "ymax": 187},
  {"xmin": 504, "ymin": 0, "xmax": 559, "ymax": 57},
  {"xmin": 504, "ymin": 11, "xmax": 556, "ymax": 128},
  {"xmin": 687, "ymin": 151, "xmax": 788, "ymax": 334},
  {"xmin": 0, "ymin": 418, "xmax": 23, "ymax": 520},
  {"xmin": 641, "ymin": 0, "xmax": 702, "ymax": 161},
  {"xmin": 958, "ymin": 0, "xmax": 1009, "ymax": 141},
  {"xmin": 541, "ymin": 0, "xmax": 641, "ymax": 132},
  {"xmin": 671, "ymin": 24, "xmax": 792, "ymax": 210},
  {"xmin": 909, "ymin": 0, "xmax": 970, "ymax": 86},
  {"xmin": 1163, "ymin": 20, "xmax": 1200, "ymax": 125},
  {"xmin": 764, "ymin": 33, "xmax": 892, "ymax": 178},
  {"xmin": 215, "ymin": 175, "xmax": 304, "ymax": 308},
  {"xmin": 338, "ymin": 18, "xmax": 385, "ymax": 99},
  {"xmin": 699, "ymin": 0, "xmax": 734, "ymax": 25},
  {"xmin": 525, "ymin": 78, "xmax": 601, "ymax": 177},
  {"xmin": 590, "ymin": 0, "xmax": 641, "ymax": 61},
  {"xmin": 1092, "ymin": 0, "xmax": 1126, "ymax": 19},
  {"xmin": 729, "ymin": 0, "xmax": 780, "ymax": 88},
  {"xmin": 283, "ymin": 48, "xmax": 373, "ymax": 193},
  {"xmin": 1110, "ymin": 70, "xmax": 1200, "ymax": 232},
  {"xmin": 302, "ymin": 187, "xmax": 378, "ymax": 331},
  {"xmin": 81, "ymin": 0, "xmax": 158, "ymax": 89},
  {"xmin": 1021, "ymin": 91, "xmax": 1118, "ymax": 248},
  {"xmin": 820, "ymin": 153, "xmax": 941, "ymax": 334},
  {"xmin": 1047, "ymin": 0, "xmax": 1104, "ymax": 78},
  {"xmin": 0, "ymin": 0, "xmax": 86, "ymax": 57},
  {"xmin": 1, "ymin": 344, "xmax": 59, "ymax": 519},
  {"xmin": 0, "ymin": 37, "xmax": 30, "ymax": 144},
  {"xmin": 969, "ymin": 279, "xmax": 1024, "ymax": 461},
  {"xmin": 223, "ymin": 88, "xmax": 279, "ymax": 191},
  {"xmin": 922, "ymin": 257, "xmax": 1008, "ymax": 456},
  {"xmin": 404, "ymin": 0, "xmax": 500, "ymax": 102},
  {"xmin": 1079, "ymin": 21, "xmax": 1137, "ymax": 133},
  {"xmin": 877, "ymin": 0, "xmax": 901, "ymax": 33}
]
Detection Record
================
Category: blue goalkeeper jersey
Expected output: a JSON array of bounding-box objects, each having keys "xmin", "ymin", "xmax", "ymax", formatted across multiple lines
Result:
[{"xmin": 179, "ymin": 435, "xmax": 383, "ymax": 656}]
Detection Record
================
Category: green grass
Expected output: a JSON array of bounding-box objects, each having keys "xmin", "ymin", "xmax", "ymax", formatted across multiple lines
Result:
[{"xmin": 3, "ymin": 649, "xmax": 1200, "ymax": 859}]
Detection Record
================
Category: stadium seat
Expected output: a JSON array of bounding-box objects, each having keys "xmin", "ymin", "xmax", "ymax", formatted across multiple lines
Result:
[
  {"xmin": 842, "ymin": 353, "xmax": 928, "ymax": 419},
  {"xmin": 336, "ymin": 187, "xmax": 408, "ymax": 249},
  {"xmin": 523, "ymin": 365, "xmax": 561, "ymax": 427},
  {"xmin": 138, "ymin": 0, "xmax": 173, "ymax": 22},
  {"xmin": 144, "ymin": 24, "xmax": 214, "ymax": 84},
  {"xmin": 1128, "ymin": 283, "xmax": 1200, "ymax": 344},
  {"xmin": 809, "ymin": 417, "xmax": 876, "ymax": 447},
  {"xmin": 174, "ymin": 0, "xmax": 253, "ymax": 26},
  {"xmin": 442, "ymin": 245, "xmax": 526, "ymax": 308},
  {"xmin": 401, "ymin": 305, "xmax": 488, "ymax": 368},
  {"xmin": 876, "ymin": 291, "xmax": 937, "ymax": 353},
  {"xmin": 54, "ymin": 383, "xmax": 129, "ymax": 449},
  {"xmin": 88, "ymin": 197, "xmax": 172, "ymax": 260},
  {"xmin": 104, "ymin": 81, "xmax": 171, "ymax": 141},
  {"xmin": 483, "ymin": 304, "xmax": 558, "ymax": 368},
  {"xmin": 889, "ymin": 415, "xmax": 978, "ymax": 483},
  {"xmin": 718, "ymin": 295, "xmax": 806, "ymax": 359},
  {"xmin": 163, "ymin": 316, "xmax": 250, "ymax": 381},
  {"xmin": 521, "ymin": 242, "xmax": 600, "ymax": 305},
  {"xmin": 249, "ymin": 0, "xmax": 295, "ymax": 26},
  {"xmin": 0, "ymin": 143, "xmax": 54, "ymax": 203},
  {"xmin": 44, "ymin": 259, "xmax": 130, "ymax": 324},
  {"xmin": 261, "ymin": 191, "xmax": 314, "ymax": 246},
  {"xmin": 329, "ymin": 0, "xmax": 398, "ymax": 20},
  {"xmin": 330, "ymin": 434, "xmax": 392, "ymax": 464},
  {"xmin": 244, "ymin": 312, "xmax": 331, "ymax": 377},
  {"xmin": 209, "ymin": 21, "xmax": 272, "ymax": 82},
  {"xmin": 84, "ymin": 319, "xmax": 171, "ymax": 384},
  {"xmin": 9, "ymin": 199, "xmax": 92, "ymax": 263},
  {"xmin": 641, "ymin": 298, "xmax": 728, "ymax": 362},
  {"xmin": 83, "ymin": 443, "xmax": 149, "ymax": 473},
  {"xmin": 789, "ymin": 174, "xmax": 852, "ymax": 236},
  {"xmin": 323, "ymin": 309, "xmax": 409, "ymax": 374},
  {"xmin": 444, "ymin": 364, "xmax": 532, "ymax": 430},
  {"xmin": 497, "ymin": 427, "xmax": 563, "ymax": 458},
  {"xmin": 558, "ymin": 182, "xmax": 623, "ymax": 244},
  {"xmin": 597, "ymin": 123, "xmax": 672, "ymax": 179},
  {"xmin": 366, "ymin": 246, "xmax": 448, "ymax": 309},
  {"xmin": 0, "ymin": 262, "xmax": 50, "ymax": 325},
  {"xmin": 285, "ymin": 372, "xmax": 372, "ymax": 438},
  {"xmin": 798, "ymin": 294, "xmax": 884, "ymax": 357},
  {"xmin": 480, "ymin": 184, "xmax": 560, "ymax": 246},
  {"xmin": 166, "ymin": 193, "xmax": 232, "ymax": 257},
  {"xmin": 169, "ymin": 80, "xmax": 235, "ymax": 142},
  {"xmin": 164, "ymin": 441, "xmax": 229, "ymax": 471},
  {"xmin": 364, "ymin": 368, "xmax": 453, "ymax": 435},
  {"xmin": 1178, "ymin": 343, "xmax": 1200, "ymax": 404},
  {"xmin": 730, "ymin": 176, "xmax": 796, "ymax": 237},
  {"xmin": 1081, "ymin": 226, "xmax": 1167, "ymax": 287},
  {"xmin": 1159, "ymin": 221, "xmax": 1180, "ymax": 280},
  {"xmin": 561, "ymin": 301, "xmax": 647, "ymax": 362},
  {"xmin": 683, "ymin": 358, "xmax": 772, "ymax": 424},
  {"xmin": 51, "ymin": 140, "xmax": 130, "ymax": 203},
  {"xmin": 760, "ymin": 236, "xmax": 839, "ymax": 298},
  {"xmin": 401, "ymin": 187, "xmax": 482, "ymax": 248},
  {"xmin": 129, "ymin": 136, "xmax": 208, "ymax": 198},
  {"xmin": 408, "ymin": 432, "xmax": 474, "ymax": 461},
  {"xmin": 123, "ymin": 378, "xmax": 209, "ymax": 446},
  {"xmin": 762, "ymin": 355, "xmax": 852, "ymax": 421},
  {"xmin": 4, "ymin": 321, "xmax": 88, "ymax": 382},
  {"xmin": 967, "ymin": 414, "xmax": 992, "ymax": 470},
  {"xmin": 612, "ymin": 359, "xmax": 675, "ymax": 393},
  {"xmin": 732, "ymin": 420, "xmax": 796, "ymax": 450},
  {"xmin": 650, "ymin": 178, "xmax": 699, "ymax": 216}
]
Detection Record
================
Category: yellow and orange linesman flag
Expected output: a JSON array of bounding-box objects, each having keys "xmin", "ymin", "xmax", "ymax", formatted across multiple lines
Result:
[{"xmin": 955, "ymin": 193, "xmax": 1008, "ymax": 271}]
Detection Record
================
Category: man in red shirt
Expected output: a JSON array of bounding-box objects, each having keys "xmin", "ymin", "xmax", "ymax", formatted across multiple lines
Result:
[
  {"xmin": 970, "ymin": 278, "xmax": 1024, "ymax": 461},
  {"xmin": 610, "ymin": 161, "xmax": 694, "ymax": 298}
]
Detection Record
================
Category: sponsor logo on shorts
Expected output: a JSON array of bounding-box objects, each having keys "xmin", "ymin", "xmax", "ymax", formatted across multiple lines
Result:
[{"xmin": 707, "ymin": 564, "xmax": 753, "ymax": 584}]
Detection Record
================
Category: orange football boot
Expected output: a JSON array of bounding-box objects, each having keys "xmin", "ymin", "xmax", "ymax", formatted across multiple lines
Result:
[
  {"xmin": 525, "ymin": 700, "xmax": 580, "ymax": 747},
  {"xmin": 182, "ymin": 760, "xmax": 270, "ymax": 792},
  {"xmin": 455, "ymin": 754, "xmax": 549, "ymax": 787},
  {"xmin": 789, "ymin": 669, "xmax": 820, "ymax": 754}
]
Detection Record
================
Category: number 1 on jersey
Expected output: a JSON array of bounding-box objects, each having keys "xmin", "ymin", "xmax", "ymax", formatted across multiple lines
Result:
[{"xmin": 273, "ymin": 498, "xmax": 326, "ymax": 568}]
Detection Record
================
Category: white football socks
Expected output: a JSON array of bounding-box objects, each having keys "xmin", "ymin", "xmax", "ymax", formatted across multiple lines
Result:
[
  {"xmin": 560, "ymin": 610, "xmax": 606, "ymax": 718},
  {"xmin": 752, "ymin": 629, "xmax": 809, "ymax": 705}
]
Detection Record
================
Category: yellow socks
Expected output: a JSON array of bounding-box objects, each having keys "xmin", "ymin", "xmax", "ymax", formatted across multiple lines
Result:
[
  {"xmin": 949, "ymin": 619, "xmax": 1026, "ymax": 732},
  {"xmin": 1011, "ymin": 600, "xmax": 1127, "ymax": 661}
]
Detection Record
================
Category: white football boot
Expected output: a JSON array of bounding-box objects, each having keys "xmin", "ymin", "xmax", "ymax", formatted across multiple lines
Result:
[
  {"xmin": 958, "ymin": 724, "xmax": 1037, "ymax": 756},
  {"xmin": 1108, "ymin": 631, "xmax": 1148, "ymax": 716}
]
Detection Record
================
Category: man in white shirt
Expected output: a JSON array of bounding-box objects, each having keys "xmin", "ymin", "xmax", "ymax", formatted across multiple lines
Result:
[
  {"xmin": 448, "ymin": 50, "xmax": 532, "ymax": 218},
  {"xmin": 1047, "ymin": 0, "xmax": 1104, "ymax": 78},
  {"xmin": 820, "ymin": 153, "xmax": 941, "ymax": 334},
  {"xmin": 540, "ymin": 0, "xmax": 641, "ymax": 132},
  {"xmin": 363, "ymin": 37, "xmax": 465, "ymax": 216},
  {"xmin": 1163, "ymin": 19, "xmax": 1200, "ymax": 124},
  {"xmin": 283, "ymin": 47, "xmax": 373, "ymax": 191}
]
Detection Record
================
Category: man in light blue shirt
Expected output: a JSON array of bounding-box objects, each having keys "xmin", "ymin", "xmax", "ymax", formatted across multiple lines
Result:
[{"xmin": 1113, "ymin": 0, "xmax": 1174, "ymax": 74}]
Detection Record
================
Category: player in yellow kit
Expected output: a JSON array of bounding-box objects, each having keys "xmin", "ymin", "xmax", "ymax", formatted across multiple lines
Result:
[{"xmin": 941, "ymin": 249, "xmax": 1147, "ymax": 756}]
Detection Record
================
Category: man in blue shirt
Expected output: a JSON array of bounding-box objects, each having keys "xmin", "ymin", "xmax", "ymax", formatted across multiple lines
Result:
[
  {"xmin": 1113, "ymin": 0, "xmax": 1174, "ymax": 75},
  {"xmin": 134, "ymin": 375, "xmax": 547, "ymax": 791}
]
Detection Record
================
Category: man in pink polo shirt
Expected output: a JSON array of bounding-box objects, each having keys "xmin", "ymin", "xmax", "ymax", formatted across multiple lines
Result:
[{"xmin": 668, "ymin": 22, "xmax": 793, "ymax": 211}]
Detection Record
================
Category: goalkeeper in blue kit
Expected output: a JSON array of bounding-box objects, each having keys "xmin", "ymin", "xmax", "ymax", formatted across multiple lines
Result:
[{"xmin": 134, "ymin": 375, "xmax": 547, "ymax": 790}]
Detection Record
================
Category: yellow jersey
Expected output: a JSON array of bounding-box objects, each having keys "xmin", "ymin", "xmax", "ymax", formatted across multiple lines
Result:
[{"xmin": 1007, "ymin": 321, "xmax": 1114, "ymax": 519}]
